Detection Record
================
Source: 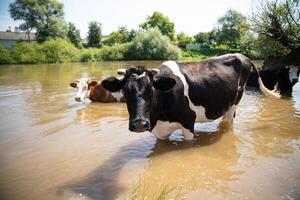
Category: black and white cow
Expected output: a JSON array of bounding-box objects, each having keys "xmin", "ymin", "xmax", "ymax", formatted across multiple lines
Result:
[
  {"xmin": 102, "ymin": 53, "xmax": 279, "ymax": 140},
  {"xmin": 246, "ymin": 66, "xmax": 299, "ymax": 94}
]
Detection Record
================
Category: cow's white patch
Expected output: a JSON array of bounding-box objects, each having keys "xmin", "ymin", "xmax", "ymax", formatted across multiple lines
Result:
[
  {"xmin": 75, "ymin": 78, "xmax": 90, "ymax": 102},
  {"xmin": 162, "ymin": 61, "xmax": 211, "ymax": 123},
  {"xmin": 137, "ymin": 72, "xmax": 146, "ymax": 79},
  {"xmin": 151, "ymin": 120, "xmax": 181, "ymax": 140},
  {"xmin": 222, "ymin": 105, "xmax": 236, "ymax": 123},
  {"xmin": 111, "ymin": 91, "xmax": 123, "ymax": 102},
  {"xmin": 289, "ymin": 66, "xmax": 299, "ymax": 83}
]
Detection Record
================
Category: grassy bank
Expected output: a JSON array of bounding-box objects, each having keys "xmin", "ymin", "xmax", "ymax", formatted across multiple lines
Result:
[{"xmin": 0, "ymin": 38, "xmax": 255, "ymax": 65}]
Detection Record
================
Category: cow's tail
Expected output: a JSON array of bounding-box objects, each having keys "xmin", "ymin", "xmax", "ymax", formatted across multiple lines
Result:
[{"xmin": 251, "ymin": 62, "xmax": 281, "ymax": 98}]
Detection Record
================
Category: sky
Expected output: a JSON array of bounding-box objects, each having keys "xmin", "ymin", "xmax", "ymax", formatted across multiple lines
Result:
[{"xmin": 0, "ymin": 0, "xmax": 255, "ymax": 38}]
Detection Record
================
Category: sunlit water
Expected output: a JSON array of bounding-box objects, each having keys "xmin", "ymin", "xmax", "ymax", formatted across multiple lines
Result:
[{"xmin": 0, "ymin": 61, "xmax": 300, "ymax": 200}]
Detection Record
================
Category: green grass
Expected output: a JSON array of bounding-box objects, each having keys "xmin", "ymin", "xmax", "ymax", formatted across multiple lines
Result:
[
  {"xmin": 128, "ymin": 176, "xmax": 184, "ymax": 200},
  {"xmin": 180, "ymin": 46, "xmax": 242, "ymax": 61}
]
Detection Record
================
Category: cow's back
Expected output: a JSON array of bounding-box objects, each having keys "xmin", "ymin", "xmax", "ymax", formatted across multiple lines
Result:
[{"xmin": 178, "ymin": 54, "xmax": 251, "ymax": 119}]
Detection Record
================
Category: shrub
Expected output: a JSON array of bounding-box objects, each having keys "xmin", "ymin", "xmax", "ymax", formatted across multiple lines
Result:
[
  {"xmin": 41, "ymin": 38, "xmax": 78, "ymax": 63},
  {"xmin": 125, "ymin": 28, "xmax": 180, "ymax": 60},
  {"xmin": 0, "ymin": 45, "xmax": 13, "ymax": 64},
  {"xmin": 79, "ymin": 48, "xmax": 100, "ymax": 62},
  {"xmin": 99, "ymin": 43, "xmax": 130, "ymax": 61},
  {"xmin": 10, "ymin": 42, "xmax": 43, "ymax": 64}
]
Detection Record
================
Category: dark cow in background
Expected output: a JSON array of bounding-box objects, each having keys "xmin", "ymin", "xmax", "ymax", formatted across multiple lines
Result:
[
  {"xmin": 70, "ymin": 78, "xmax": 125, "ymax": 103},
  {"xmin": 102, "ymin": 53, "xmax": 279, "ymax": 141},
  {"xmin": 247, "ymin": 66, "xmax": 299, "ymax": 94}
]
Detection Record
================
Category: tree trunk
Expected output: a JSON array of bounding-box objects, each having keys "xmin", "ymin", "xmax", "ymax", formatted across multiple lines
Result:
[{"xmin": 27, "ymin": 29, "xmax": 31, "ymax": 43}]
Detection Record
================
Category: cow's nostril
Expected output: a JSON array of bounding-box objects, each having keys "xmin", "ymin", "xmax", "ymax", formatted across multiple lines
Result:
[
  {"xmin": 75, "ymin": 97, "xmax": 81, "ymax": 102},
  {"xmin": 143, "ymin": 121, "xmax": 149, "ymax": 128}
]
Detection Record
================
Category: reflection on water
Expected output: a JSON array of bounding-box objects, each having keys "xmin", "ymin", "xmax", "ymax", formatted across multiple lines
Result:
[{"xmin": 0, "ymin": 62, "xmax": 300, "ymax": 200}]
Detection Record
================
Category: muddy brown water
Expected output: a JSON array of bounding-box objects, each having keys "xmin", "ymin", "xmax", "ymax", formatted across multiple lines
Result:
[{"xmin": 0, "ymin": 61, "xmax": 300, "ymax": 200}]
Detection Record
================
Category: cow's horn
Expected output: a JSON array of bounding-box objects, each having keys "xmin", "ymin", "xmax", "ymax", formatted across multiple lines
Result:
[
  {"xmin": 151, "ymin": 68, "xmax": 159, "ymax": 75},
  {"xmin": 117, "ymin": 69, "xmax": 127, "ymax": 75}
]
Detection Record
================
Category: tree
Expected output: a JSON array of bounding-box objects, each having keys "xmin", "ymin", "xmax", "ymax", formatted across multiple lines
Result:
[
  {"xmin": 140, "ymin": 11, "xmax": 175, "ymax": 41},
  {"xmin": 193, "ymin": 32, "xmax": 211, "ymax": 45},
  {"xmin": 213, "ymin": 9, "xmax": 249, "ymax": 48},
  {"xmin": 67, "ymin": 22, "xmax": 82, "ymax": 48},
  {"xmin": 126, "ymin": 28, "xmax": 180, "ymax": 60},
  {"xmin": 9, "ymin": 0, "xmax": 68, "ymax": 43},
  {"xmin": 176, "ymin": 32, "xmax": 192, "ymax": 48},
  {"xmin": 88, "ymin": 21, "xmax": 102, "ymax": 48},
  {"xmin": 251, "ymin": 0, "xmax": 300, "ymax": 55},
  {"xmin": 250, "ymin": 0, "xmax": 300, "ymax": 68},
  {"xmin": 103, "ymin": 26, "xmax": 136, "ymax": 46}
]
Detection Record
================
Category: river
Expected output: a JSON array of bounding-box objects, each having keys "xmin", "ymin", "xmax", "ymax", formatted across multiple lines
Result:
[{"xmin": 0, "ymin": 61, "xmax": 300, "ymax": 200}]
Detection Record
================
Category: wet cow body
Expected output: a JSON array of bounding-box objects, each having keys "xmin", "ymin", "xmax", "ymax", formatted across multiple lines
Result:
[
  {"xmin": 102, "ymin": 54, "xmax": 279, "ymax": 140},
  {"xmin": 70, "ymin": 78, "xmax": 125, "ymax": 103}
]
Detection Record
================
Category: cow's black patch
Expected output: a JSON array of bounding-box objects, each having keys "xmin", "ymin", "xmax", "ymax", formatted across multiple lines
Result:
[
  {"xmin": 177, "ymin": 55, "xmax": 251, "ymax": 119},
  {"xmin": 150, "ymin": 65, "xmax": 196, "ymax": 132}
]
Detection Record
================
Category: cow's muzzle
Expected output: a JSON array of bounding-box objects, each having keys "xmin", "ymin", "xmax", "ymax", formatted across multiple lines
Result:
[
  {"xmin": 129, "ymin": 119, "xmax": 150, "ymax": 132},
  {"xmin": 75, "ymin": 97, "xmax": 81, "ymax": 102}
]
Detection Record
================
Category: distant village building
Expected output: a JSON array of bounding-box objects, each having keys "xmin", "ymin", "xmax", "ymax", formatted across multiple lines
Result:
[{"xmin": 0, "ymin": 31, "xmax": 36, "ymax": 48}]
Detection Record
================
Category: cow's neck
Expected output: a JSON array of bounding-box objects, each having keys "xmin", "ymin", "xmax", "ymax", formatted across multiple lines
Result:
[
  {"xmin": 88, "ymin": 85, "xmax": 97, "ymax": 101},
  {"xmin": 149, "ymin": 90, "xmax": 160, "ymax": 130}
]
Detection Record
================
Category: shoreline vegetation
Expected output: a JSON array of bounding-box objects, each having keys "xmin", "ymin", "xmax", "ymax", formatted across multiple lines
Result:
[
  {"xmin": 0, "ymin": 36, "xmax": 246, "ymax": 65},
  {"xmin": 2, "ymin": 0, "xmax": 299, "ymax": 67}
]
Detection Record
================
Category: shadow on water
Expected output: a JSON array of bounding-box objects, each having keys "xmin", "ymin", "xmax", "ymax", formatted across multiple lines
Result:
[{"xmin": 61, "ymin": 127, "xmax": 229, "ymax": 200}]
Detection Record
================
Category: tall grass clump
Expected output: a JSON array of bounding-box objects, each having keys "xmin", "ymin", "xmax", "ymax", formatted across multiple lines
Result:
[
  {"xmin": 127, "ymin": 176, "xmax": 183, "ymax": 200},
  {"xmin": 126, "ymin": 28, "xmax": 180, "ymax": 60}
]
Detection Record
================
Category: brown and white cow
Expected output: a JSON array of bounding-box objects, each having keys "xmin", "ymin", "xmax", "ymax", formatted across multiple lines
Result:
[
  {"xmin": 101, "ymin": 53, "xmax": 279, "ymax": 141},
  {"xmin": 70, "ymin": 78, "xmax": 125, "ymax": 103}
]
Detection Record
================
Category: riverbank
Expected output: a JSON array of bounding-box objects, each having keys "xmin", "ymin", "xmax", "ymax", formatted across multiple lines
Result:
[{"xmin": 0, "ymin": 38, "xmax": 254, "ymax": 65}]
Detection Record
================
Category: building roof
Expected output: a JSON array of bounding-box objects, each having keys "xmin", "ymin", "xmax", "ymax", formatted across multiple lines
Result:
[{"xmin": 0, "ymin": 31, "xmax": 36, "ymax": 40}]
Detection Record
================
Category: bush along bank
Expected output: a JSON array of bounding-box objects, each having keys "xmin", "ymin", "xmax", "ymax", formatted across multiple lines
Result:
[{"xmin": 0, "ymin": 28, "xmax": 181, "ymax": 64}]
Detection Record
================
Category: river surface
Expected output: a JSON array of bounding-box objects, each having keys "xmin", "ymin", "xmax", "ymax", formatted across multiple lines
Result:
[{"xmin": 0, "ymin": 61, "xmax": 300, "ymax": 200}]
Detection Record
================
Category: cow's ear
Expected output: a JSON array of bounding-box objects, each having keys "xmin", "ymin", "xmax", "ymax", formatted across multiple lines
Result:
[
  {"xmin": 70, "ymin": 82, "xmax": 78, "ymax": 88},
  {"xmin": 153, "ymin": 76, "xmax": 176, "ymax": 91},
  {"xmin": 88, "ymin": 80, "xmax": 98, "ymax": 88},
  {"xmin": 101, "ymin": 77, "xmax": 123, "ymax": 92}
]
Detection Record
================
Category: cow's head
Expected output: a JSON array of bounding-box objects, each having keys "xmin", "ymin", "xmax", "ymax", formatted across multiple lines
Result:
[
  {"xmin": 70, "ymin": 78, "xmax": 98, "ymax": 102},
  {"xmin": 288, "ymin": 66, "xmax": 300, "ymax": 85},
  {"xmin": 102, "ymin": 66, "xmax": 176, "ymax": 132}
]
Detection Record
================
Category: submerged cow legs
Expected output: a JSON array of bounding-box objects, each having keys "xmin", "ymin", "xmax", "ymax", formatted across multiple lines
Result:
[
  {"xmin": 181, "ymin": 125, "xmax": 194, "ymax": 140},
  {"xmin": 219, "ymin": 105, "xmax": 237, "ymax": 129}
]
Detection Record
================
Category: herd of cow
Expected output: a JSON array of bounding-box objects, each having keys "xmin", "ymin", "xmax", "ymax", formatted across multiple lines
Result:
[{"xmin": 70, "ymin": 53, "xmax": 299, "ymax": 140}]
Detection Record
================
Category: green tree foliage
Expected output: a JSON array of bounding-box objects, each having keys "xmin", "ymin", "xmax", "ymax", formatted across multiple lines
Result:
[
  {"xmin": 88, "ymin": 21, "xmax": 102, "ymax": 47},
  {"xmin": 176, "ymin": 32, "xmax": 192, "ymax": 48},
  {"xmin": 193, "ymin": 32, "xmax": 211, "ymax": 45},
  {"xmin": 67, "ymin": 22, "xmax": 82, "ymax": 48},
  {"xmin": 103, "ymin": 26, "xmax": 135, "ymax": 46},
  {"xmin": 213, "ymin": 9, "xmax": 249, "ymax": 48},
  {"xmin": 10, "ymin": 42, "xmax": 43, "ymax": 63},
  {"xmin": 41, "ymin": 38, "xmax": 77, "ymax": 63},
  {"xmin": 251, "ymin": 0, "xmax": 300, "ymax": 56},
  {"xmin": 9, "ymin": 0, "xmax": 68, "ymax": 43},
  {"xmin": 140, "ymin": 12, "xmax": 175, "ymax": 41},
  {"xmin": 0, "ymin": 45, "xmax": 13, "ymax": 64},
  {"xmin": 126, "ymin": 28, "xmax": 180, "ymax": 60}
]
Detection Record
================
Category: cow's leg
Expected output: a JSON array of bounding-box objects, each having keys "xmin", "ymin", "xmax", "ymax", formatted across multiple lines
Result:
[
  {"xmin": 222, "ymin": 105, "xmax": 237, "ymax": 124},
  {"xmin": 182, "ymin": 128, "xmax": 194, "ymax": 140},
  {"xmin": 180, "ymin": 125, "xmax": 194, "ymax": 140},
  {"xmin": 151, "ymin": 121, "xmax": 180, "ymax": 140}
]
